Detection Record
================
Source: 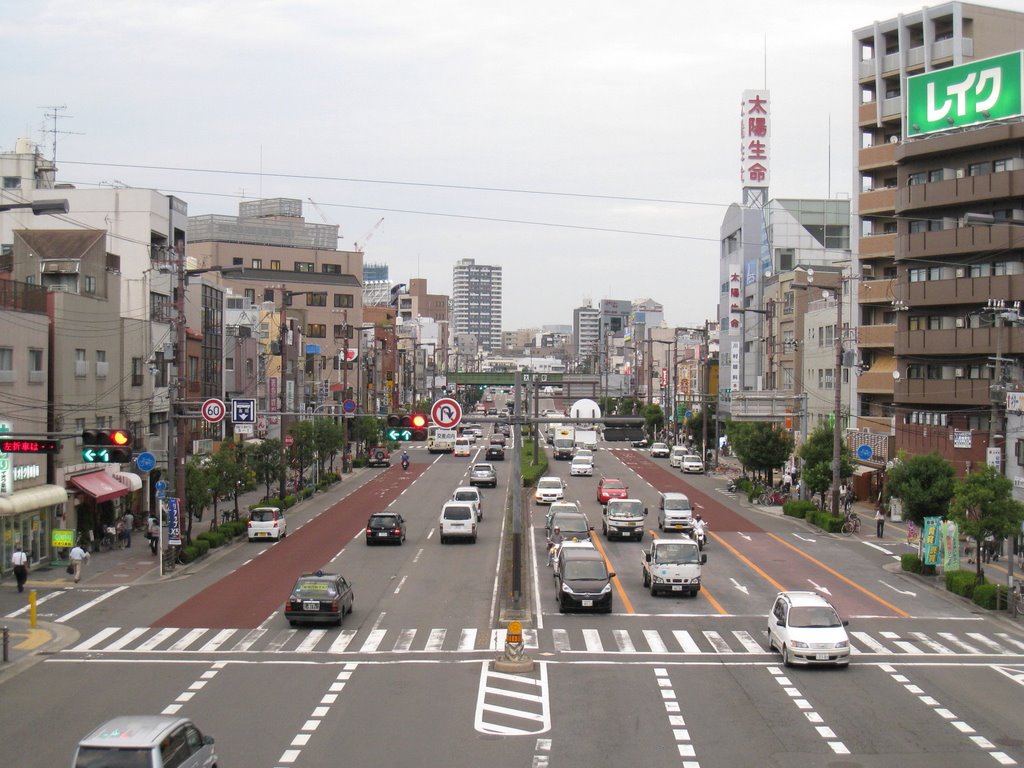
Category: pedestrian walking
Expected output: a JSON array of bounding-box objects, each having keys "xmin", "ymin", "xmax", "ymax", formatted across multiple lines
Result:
[
  {"xmin": 69, "ymin": 542, "xmax": 90, "ymax": 583},
  {"xmin": 11, "ymin": 544, "xmax": 29, "ymax": 592},
  {"xmin": 783, "ymin": 471, "xmax": 792, "ymax": 494},
  {"xmin": 874, "ymin": 506, "xmax": 885, "ymax": 538},
  {"xmin": 147, "ymin": 517, "xmax": 159, "ymax": 555},
  {"xmin": 122, "ymin": 511, "xmax": 134, "ymax": 548}
]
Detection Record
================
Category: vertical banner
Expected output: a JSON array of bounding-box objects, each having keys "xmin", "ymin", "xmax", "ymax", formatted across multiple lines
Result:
[
  {"xmin": 0, "ymin": 420, "xmax": 11, "ymax": 496},
  {"xmin": 922, "ymin": 517, "xmax": 942, "ymax": 566},
  {"xmin": 740, "ymin": 90, "xmax": 770, "ymax": 187},
  {"xmin": 166, "ymin": 497, "xmax": 182, "ymax": 546},
  {"xmin": 941, "ymin": 520, "xmax": 961, "ymax": 572}
]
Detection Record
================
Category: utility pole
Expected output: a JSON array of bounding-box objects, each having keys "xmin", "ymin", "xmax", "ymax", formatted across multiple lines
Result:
[
  {"xmin": 510, "ymin": 370, "xmax": 523, "ymax": 609},
  {"xmin": 278, "ymin": 294, "xmax": 289, "ymax": 500},
  {"xmin": 701, "ymin": 319, "xmax": 710, "ymax": 466},
  {"xmin": 830, "ymin": 283, "xmax": 844, "ymax": 519}
]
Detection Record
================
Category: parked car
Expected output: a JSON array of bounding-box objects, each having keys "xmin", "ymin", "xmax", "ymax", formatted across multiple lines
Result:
[
  {"xmin": 470, "ymin": 463, "xmax": 498, "ymax": 487},
  {"xmin": 72, "ymin": 716, "xmax": 217, "ymax": 768},
  {"xmin": 248, "ymin": 506, "xmax": 286, "ymax": 542},
  {"xmin": 365, "ymin": 512, "xmax": 407, "ymax": 545},
  {"xmin": 367, "ymin": 447, "xmax": 391, "ymax": 467},
  {"xmin": 284, "ymin": 570, "xmax": 354, "ymax": 626},
  {"xmin": 767, "ymin": 591, "xmax": 850, "ymax": 668}
]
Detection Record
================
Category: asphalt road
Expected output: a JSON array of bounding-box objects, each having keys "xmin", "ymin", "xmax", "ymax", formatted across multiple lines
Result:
[{"xmin": 4, "ymin": 409, "xmax": 1024, "ymax": 768}]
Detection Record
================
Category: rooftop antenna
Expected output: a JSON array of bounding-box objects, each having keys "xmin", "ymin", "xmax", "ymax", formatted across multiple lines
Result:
[{"xmin": 38, "ymin": 105, "xmax": 83, "ymax": 163}]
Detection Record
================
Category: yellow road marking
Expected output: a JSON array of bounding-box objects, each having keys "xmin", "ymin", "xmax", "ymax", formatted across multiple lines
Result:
[
  {"xmin": 708, "ymin": 530, "xmax": 787, "ymax": 592},
  {"xmin": 10, "ymin": 628, "xmax": 51, "ymax": 651},
  {"xmin": 765, "ymin": 532, "xmax": 911, "ymax": 618},
  {"xmin": 650, "ymin": 530, "xmax": 726, "ymax": 615},
  {"xmin": 589, "ymin": 533, "xmax": 635, "ymax": 614}
]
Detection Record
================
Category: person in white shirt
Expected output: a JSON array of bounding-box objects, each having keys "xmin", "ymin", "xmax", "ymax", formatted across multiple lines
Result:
[
  {"xmin": 11, "ymin": 545, "xmax": 28, "ymax": 592},
  {"xmin": 69, "ymin": 542, "xmax": 90, "ymax": 583}
]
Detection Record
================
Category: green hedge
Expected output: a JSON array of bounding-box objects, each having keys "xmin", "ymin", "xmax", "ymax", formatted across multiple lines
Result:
[
  {"xmin": 219, "ymin": 520, "xmax": 247, "ymax": 538},
  {"xmin": 945, "ymin": 569, "xmax": 980, "ymax": 599},
  {"xmin": 783, "ymin": 500, "xmax": 815, "ymax": 519},
  {"xmin": 806, "ymin": 510, "xmax": 845, "ymax": 533},
  {"xmin": 901, "ymin": 553, "xmax": 922, "ymax": 573},
  {"xmin": 972, "ymin": 582, "xmax": 999, "ymax": 610},
  {"xmin": 282, "ymin": 494, "xmax": 297, "ymax": 509},
  {"xmin": 197, "ymin": 531, "xmax": 227, "ymax": 549},
  {"xmin": 521, "ymin": 443, "xmax": 549, "ymax": 487},
  {"xmin": 251, "ymin": 498, "xmax": 282, "ymax": 511}
]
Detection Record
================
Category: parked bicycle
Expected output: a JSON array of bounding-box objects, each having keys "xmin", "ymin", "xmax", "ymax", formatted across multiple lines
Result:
[
  {"xmin": 841, "ymin": 512, "xmax": 861, "ymax": 536},
  {"xmin": 757, "ymin": 489, "xmax": 790, "ymax": 506}
]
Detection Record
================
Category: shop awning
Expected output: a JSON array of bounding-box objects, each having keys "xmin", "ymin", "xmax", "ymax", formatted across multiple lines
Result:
[
  {"xmin": 0, "ymin": 485, "xmax": 69, "ymax": 516},
  {"xmin": 70, "ymin": 471, "xmax": 130, "ymax": 504},
  {"xmin": 112, "ymin": 471, "xmax": 143, "ymax": 492}
]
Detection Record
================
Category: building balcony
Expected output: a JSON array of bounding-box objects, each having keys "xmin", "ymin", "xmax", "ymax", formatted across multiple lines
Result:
[
  {"xmin": 856, "ymin": 370, "xmax": 895, "ymax": 395},
  {"xmin": 898, "ymin": 169, "xmax": 1024, "ymax": 212},
  {"xmin": 858, "ymin": 323, "xmax": 896, "ymax": 348},
  {"xmin": 899, "ymin": 224, "xmax": 1022, "ymax": 260},
  {"xmin": 858, "ymin": 232, "xmax": 896, "ymax": 258},
  {"xmin": 859, "ymin": 187, "xmax": 896, "ymax": 216},
  {"xmin": 907, "ymin": 274, "xmax": 1024, "ymax": 307},
  {"xmin": 901, "ymin": 325, "xmax": 1024, "ymax": 357},
  {"xmin": 895, "ymin": 376, "xmax": 991, "ymax": 407},
  {"xmin": 858, "ymin": 278, "xmax": 896, "ymax": 305},
  {"xmin": 858, "ymin": 143, "xmax": 896, "ymax": 170}
]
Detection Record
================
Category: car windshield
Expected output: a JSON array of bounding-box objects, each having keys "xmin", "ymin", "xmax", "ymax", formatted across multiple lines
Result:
[
  {"xmin": 445, "ymin": 507, "xmax": 473, "ymax": 520},
  {"xmin": 454, "ymin": 492, "xmax": 477, "ymax": 502},
  {"xmin": 563, "ymin": 560, "xmax": 608, "ymax": 580},
  {"xmin": 602, "ymin": 480, "xmax": 625, "ymax": 490},
  {"xmin": 664, "ymin": 499, "xmax": 692, "ymax": 511},
  {"xmin": 653, "ymin": 443, "xmax": 667, "ymax": 449},
  {"xmin": 75, "ymin": 747, "xmax": 152, "ymax": 768},
  {"xmin": 654, "ymin": 544, "xmax": 700, "ymax": 565},
  {"xmin": 572, "ymin": 458, "xmax": 590, "ymax": 465},
  {"xmin": 539, "ymin": 479, "xmax": 562, "ymax": 490},
  {"xmin": 788, "ymin": 606, "xmax": 842, "ymax": 628},
  {"xmin": 608, "ymin": 500, "xmax": 643, "ymax": 515},
  {"xmin": 684, "ymin": 455, "xmax": 701, "ymax": 463},
  {"xmin": 294, "ymin": 579, "xmax": 338, "ymax": 596}
]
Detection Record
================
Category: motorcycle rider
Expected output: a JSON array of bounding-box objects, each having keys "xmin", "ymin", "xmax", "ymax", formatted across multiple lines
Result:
[
  {"xmin": 547, "ymin": 526, "xmax": 564, "ymax": 566},
  {"xmin": 692, "ymin": 514, "xmax": 707, "ymax": 548},
  {"xmin": 401, "ymin": 449, "xmax": 410, "ymax": 469}
]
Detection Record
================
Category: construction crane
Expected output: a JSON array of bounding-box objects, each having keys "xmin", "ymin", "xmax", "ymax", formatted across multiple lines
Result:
[
  {"xmin": 306, "ymin": 197, "xmax": 341, "ymax": 234},
  {"xmin": 354, "ymin": 217, "xmax": 384, "ymax": 253}
]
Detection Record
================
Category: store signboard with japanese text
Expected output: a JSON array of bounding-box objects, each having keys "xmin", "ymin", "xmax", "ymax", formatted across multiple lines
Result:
[
  {"xmin": 0, "ymin": 421, "xmax": 11, "ymax": 496},
  {"xmin": 906, "ymin": 51, "xmax": 1023, "ymax": 138},
  {"xmin": 740, "ymin": 90, "xmax": 770, "ymax": 187}
]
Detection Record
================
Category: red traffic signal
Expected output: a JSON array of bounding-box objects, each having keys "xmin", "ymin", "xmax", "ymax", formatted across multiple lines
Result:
[
  {"xmin": 81, "ymin": 429, "xmax": 134, "ymax": 463},
  {"xmin": 410, "ymin": 413, "xmax": 427, "ymax": 429}
]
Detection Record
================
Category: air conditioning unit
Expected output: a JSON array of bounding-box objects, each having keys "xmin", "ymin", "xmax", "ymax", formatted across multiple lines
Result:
[
  {"xmin": 955, "ymin": 317, "xmax": 966, "ymax": 328},
  {"xmin": 955, "ymin": 367, "xmax": 965, "ymax": 378}
]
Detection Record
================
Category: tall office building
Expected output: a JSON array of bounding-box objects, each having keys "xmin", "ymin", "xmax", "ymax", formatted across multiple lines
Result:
[
  {"xmin": 452, "ymin": 258, "xmax": 502, "ymax": 352},
  {"xmin": 852, "ymin": 2, "xmax": 1024, "ymax": 476},
  {"xmin": 573, "ymin": 303, "xmax": 600, "ymax": 364}
]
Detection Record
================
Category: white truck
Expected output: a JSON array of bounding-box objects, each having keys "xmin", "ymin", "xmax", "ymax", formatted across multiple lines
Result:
[
  {"xmin": 641, "ymin": 538, "xmax": 706, "ymax": 596},
  {"xmin": 574, "ymin": 429, "xmax": 598, "ymax": 450},
  {"xmin": 552, "ymin": 427, "xmax": 575, "ymax": 460},
  {"xmin": 601, "ymin": 498, "xmax": 647, "ymax": 541}
]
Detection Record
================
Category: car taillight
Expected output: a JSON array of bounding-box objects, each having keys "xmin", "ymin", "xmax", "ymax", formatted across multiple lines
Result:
[
  {"xmin": 366, "ymin": 527, "xmax": 373, "ymax": 534},
  {"xmin": 393, "ymin": 528, "xmax": 401, "ymax": 534},
  {"xmin": 330, "ymin": 600, "xmax": 339, "ymax": 611}
]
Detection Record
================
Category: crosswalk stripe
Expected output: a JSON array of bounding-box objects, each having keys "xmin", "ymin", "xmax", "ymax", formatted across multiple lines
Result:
[
  {"xmin": 360, "ymin": 629, "xmax": 387, "ymax": 652},
  {"xmin": 938, "ymin": 632, "xmax": 981, "ymax": 653},
  {"xmin": 137, "ymin": 627, "xmax": 177, "ymax": 651},
  {"xmin": 199, "ymin": 629, "xmax": 238, "ymax": 653},
  {"xmin": 295, "ymin": 630, "xmax": 327, "ymax": 653},
  {"xmin": 265, "ymin": 629, "xmax": 296, "ymax": 653},
  {"xmin": 458, "ymin": 628, "xmax": 477, "ymax": 651},
  {"xmin": 643, "ymin": 629, "xmax": 667, "ymax": 653},
  {"xmin": 672, "ymin": 630, "xmax": 701, "ymax": 653},
  {"xmin": 328, "ymin": 629, "xmax": 357, "ymax": 653},
  {"xmin": 996, "ymin": 633, "xmax": 1024, "ymax": 652},
  {"xmin": 966, "ymin": 633, "xmax": 1010, "ymax": 654},
  {"xmin": 552, "ymin": 629, "xmax": 571, "ymax": 652},
  {"xmin": 231, "ymin": 628, "xmax": 266, "ymax": 652},
  {"xmin": 393, "ymin": 629, "xmax": 417, "ymax": 652},
  {"xmin": 523, "ymin": 629, "xmax": 538, "ymax": 649},
  {"xmin": 911, "ymin": 632, "xmax": 953, "ymax": 654},
  {"xmin": 613, "ymin": 629, "xmax": 635, "ymax": 653},
  {"xmin": 851, "ymin": 631, "xmax": 890, "ymax": 653},
  {"xmin": 733, "ymin": 630, "xmax": 764, "ymax": 653},
  {"xmin": 169, "ymin": 628, "xmax": 208, "ymax": 652},
  {"xmin": 703, "ymin": 630, "xmax": 732, "ymax": 654},
  {"xmin": 74, "ymin": 627, "xmax": 121, "ymax": 651},
  {"xmin": 424, "ymin": 628, "xmax": 447, "ymax": 651},
  {"xmin": 104, "ymin": 628, "xmax": 148, "ymax": 651},
  {"xmin": 582, "ymin": 629, "xmax": 604, "ymax": 652},
  {"xmin": 892, "ymin": 640, "xmax": 923, "ymax": 654}
]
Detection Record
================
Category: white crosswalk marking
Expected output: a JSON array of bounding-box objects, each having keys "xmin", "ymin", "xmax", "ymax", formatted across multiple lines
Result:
[
  {"xmin": 966, "ymin": 633, "xmax": 1010, "ymax": 654},
  {"xmin": 295, "ymin": 630, "xmax": 327, "ymax": 653},
  {"xmin": 703, "ymin": 630, "xmax": 733, "ymax": 654},
  {"xmin": 938, "ymin": 632, "xmax": 981, "ymax": 654},
  {"xmin": 643, "ymin": 629, "xmax": 667, "ymax": 653},
  {"xmin": 733, "ymin": 630, "xmax": 764, "ymax": 653},
  {"xmin": 672, "ymin": 630, "xmax": 701, "ymax": 654},
  {"xmin": 393, "ymin": 629, "xmax": 417, "ymax": 652},
  {"xmin": 199, "ymin": 629, "xmax": 237, "ymax": 653},
  {"xmin": 360, "ymin": 629, "xmax": 387, "ymax": 652},
  {"xmin": 104, "ymin": 628, "xmax": 148, "ymax": 651},
  {"xmin": 911, "ymin": 632, "xmax": 953, "ymax": 654},
  {"xmin": 552, "ymin": 629, "xmax": 571, "ymax": 652},
  {"xmin": 613, "ymin": 629, "xmax": 635, "ymax": 653},
  {"xmin": 137, "ymin": 627, "xmax": 177, "ymax": 651},
  {"xmin": 851, "ymin": 631, "xmax": 890, "ymax": 653},
  {"xmin": 458, "ymin": 628, "xmax": 477, "ymax": 651},
  {"xmin": 424, "ymin": 628, "xmax": 447, "ymax": 651},
  {"xmin": 265, "ymin": 630, "xmax": 296, "ymax": 653},
  {"xmin": 74, "ymin": 627, "xmax": 121, "ymax": 651},
  {"xmin": 329, "ymin": 629, "xmax": 357, "ymax": 653},
  {"xmin": 996, "ymin": 633, "xmax": 1024, "ymax": 652},
  {"xmin": 231, "ymin": 628, "xmax": 266, "ymax": 652},
  {"xmin": 169, "ymin": 628, "xmax": 208, "ymax": 652},
  {"xmin": 582, "ymin": 629, "xmax": 604, "ymax": 652}
]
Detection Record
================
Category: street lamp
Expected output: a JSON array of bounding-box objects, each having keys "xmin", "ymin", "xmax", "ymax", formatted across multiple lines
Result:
[{"xmin": 0, "ymin": 199, "xmax": 70, "ymax": 215}]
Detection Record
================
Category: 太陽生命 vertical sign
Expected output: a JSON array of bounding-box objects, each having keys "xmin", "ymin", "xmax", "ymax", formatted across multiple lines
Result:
[{"xmin": 740, "ymin": 90, "xmax": 770, "ymax": 187}]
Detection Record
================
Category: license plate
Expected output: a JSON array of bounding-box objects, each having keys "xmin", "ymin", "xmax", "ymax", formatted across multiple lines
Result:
[
  {"xmin": 377, "ymin": 532, "xmax": 388, "ymax": 537},
  {"xmin": 671, "ymin": 585, "xmax": 683, "ymax": 591},
  {"xmin": 303, "ymin": 601, "xmax": 320, "ymax": 610},
  {"xmin": 258, "ymin": 532, "xmax": 268, "ymax": 537},
  {"xmin": 581, "ymin": 599, "xmax": 593, "ymax": 607},
  {"xmin": 815, "ymin": 652, "xmax": 831, "ymax": 660}
]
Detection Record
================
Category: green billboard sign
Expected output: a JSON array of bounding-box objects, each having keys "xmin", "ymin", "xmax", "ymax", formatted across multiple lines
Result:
[{"xmin": 906, "ymin": 51, "xmax": 1023, "ymax": 138}]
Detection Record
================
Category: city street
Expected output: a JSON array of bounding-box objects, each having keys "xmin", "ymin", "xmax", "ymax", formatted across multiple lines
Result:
[{"xmin": 3, "ymin": 429, "xmax": 1024, "ymax": 767}]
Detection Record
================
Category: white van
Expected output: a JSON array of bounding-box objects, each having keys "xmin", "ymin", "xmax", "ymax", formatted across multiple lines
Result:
[
  {"xmin": 453, "ymin": 437, "xmax": 472, "ymax": 457},
  {"xmin": 452, "ymin": 486, "xmax": 483, "ymax": 521},
  {"xmin": 669, "ymin": 446, "xmax": 687, "ymax": 468},
  {"xmin": 658, "ymin": 492, "xmax": 694, "ymax": 533},
  {"xmin": 439, "ymin": 501, "xmax": 478, "ymax": 543}
]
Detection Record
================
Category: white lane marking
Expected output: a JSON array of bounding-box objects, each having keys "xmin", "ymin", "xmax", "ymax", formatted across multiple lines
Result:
[
  {"xmin": 424, "ymin": 628, "xmax": 447, "ymax": 651},
  {"xmin": 295, "ymin": 630, "xmax": 327, "ymax": 654},
  {"xmin": 474, "ymin": 660, "xmax": 551, "ymax": 735},
  {"xmin": 672, "ymin": 630, "xmax": 701, "ymax": 654},
  {"xmin": 863, "ymin": 540, "xmax": 895, "ymax": 555},
  {"xmin": 370, "ymin": 612, "xmax": 386, "ymax": 631},
  {"xmin": 328, "ymin": 630, "xmax": 357, "ymax": 654},
  {"xmin": 198, "ymin": 629, "xmax": 237, "ymax": 653},
  {"xmin": 55, "ymin": 585, "xmax": 129, "ymax": 624},
  {"xmin": 5, "ymin": 589, "xmax": 66, "ymax": 618},
  {"xmin": 73, "ymin": 626, "xmax": 120, "ymax": 650},
  {"xmin": 412, "ymin": 548, "xmax": 424, "ymax": 563},
  {"xmin": 393, "ymin": 575, "xmax": 408, "ymax": 595}
]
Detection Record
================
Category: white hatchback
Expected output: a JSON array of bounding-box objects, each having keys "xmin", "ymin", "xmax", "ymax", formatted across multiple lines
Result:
[
  {"xmin": 248, "ymin": 507, "xmax": 286, "ymax": 542},
  {"xmin": 534, "ymin": 476, "xmax": 565, "ymax": 505},
  {"xmin": 570, "ymin": 456, "xmax": 593, "ymax": 476},
  {"xmin": 453, "ymin": 437, "xmax": 472, "ymax": 456},
  {"xmin": 767, "ymin": 591, "xmax": 850, "ymax": 667}
]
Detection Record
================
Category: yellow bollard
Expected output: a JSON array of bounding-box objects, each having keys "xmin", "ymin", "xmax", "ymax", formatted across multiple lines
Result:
[
  {"xmin": 29, "ymin": 590, "xmax": 37, "ymax": 628},
  {"xmin": 494, "ymin": 619, "xmax": 533, "ymax": 672}
]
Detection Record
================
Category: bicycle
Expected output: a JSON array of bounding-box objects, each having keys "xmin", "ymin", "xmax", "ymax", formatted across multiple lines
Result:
[
  {"xmin": 1012, "ymin": 581, "xmax": 1024, "ymax": 619},
  {"xmin": 840, "ymin": 512, "xmax": 861, "ymax": 536}
]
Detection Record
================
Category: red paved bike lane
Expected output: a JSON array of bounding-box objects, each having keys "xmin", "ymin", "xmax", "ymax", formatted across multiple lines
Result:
[
  {"xmin": 610, "ymin": 449, "xmax": 907, "ymax": 618},
  {"xmin": 152, "ymin": 465, "xmax": 425, "ymax": 629}
]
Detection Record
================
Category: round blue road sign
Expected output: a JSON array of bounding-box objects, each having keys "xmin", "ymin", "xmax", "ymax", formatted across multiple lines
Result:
[
  {"xmin": 343, "ymin": 399, "xmax": 357, "ymax": 413},
  {"xmin": 856, "ymin": 444, "xmax": 873, "ymax": 461},
  {"xmin": 136, "ymin": 451, "xmax": 157, "ymax": 472},
  {"xmin": 155, "ymin": 480, "xmax": 168, "ymax": 492}
]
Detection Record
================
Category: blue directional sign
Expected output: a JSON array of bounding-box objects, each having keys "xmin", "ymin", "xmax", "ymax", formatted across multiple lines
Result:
[
  {"xmin": 136, "ymin": 451, "xmax": 156, "ymax": 472},
  {"xmin": 386, "ymin": 429, "xmax": 413, "ymax": 441},
  {"xmin": 856, "ymin": 444, "xmax": 874, "ymax": 462},
  {"xmin": 232, "ymin": 398, "xmax": 256, "ymax": 424}
]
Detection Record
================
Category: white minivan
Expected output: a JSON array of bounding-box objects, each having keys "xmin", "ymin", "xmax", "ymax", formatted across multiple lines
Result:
[
  {"xmin": 658, "ymin": 492, "xmax": 694, "ymax": 533},
  {"xmin": 669, "ymin": 446, "xmax": 688, "ymax": 468},
  {"xmin": 453, "ymin": 437, "xmax": 472, "ymax": 457},
  {"xmin": 439, "ymin": 501, "xmax": 478, "ymax": 543},
  {"xmin": 452, "ymin": 486, "xmax": 483, "ymax": 521}
]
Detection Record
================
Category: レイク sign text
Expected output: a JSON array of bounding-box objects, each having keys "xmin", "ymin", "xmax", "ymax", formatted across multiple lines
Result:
[{"xmin": 740, "ymin": 90, "xmax": 770, "ymax": 187}]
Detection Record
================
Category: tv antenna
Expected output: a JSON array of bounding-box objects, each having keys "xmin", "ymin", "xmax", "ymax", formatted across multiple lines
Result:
[{"xmin": 38, "ymin": 105, "xmax": 84, "ymax": 163}]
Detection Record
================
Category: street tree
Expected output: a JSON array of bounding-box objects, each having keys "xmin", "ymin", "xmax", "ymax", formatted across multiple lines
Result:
[
  {"xmin": 643, "ymin": 403, "xmax": 665, "ymax": 440},
  {"xmin": 183, "ymin": 458, "xmax": 213, "ymax": 545},
  {"xmin": 728, "ymin": 422, "xmax": 793, "ymax": 485},
  {"xmin": 885, "ymin": 452, "xmax": 956, "ymax": 525},
  {"xmin": 312, "ymin": 417, "xmax": 345, "ymax": 477},
  {"xmin": 288, "ymin": 421, "xmax": 318, "ymax": 487},
  {"xmin": 251, "ymin": 438, "xmax": 283, "ymax": 500},
  {"xmin": 948, "ymin": 465, "xmax": 1024, "ymax": 581},
  {"xmin": 798, "ymin": 424, "xmax": 853, "ymax": 510}
]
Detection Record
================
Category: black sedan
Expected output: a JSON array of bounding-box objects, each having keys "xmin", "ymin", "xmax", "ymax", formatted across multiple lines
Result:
[
  {"xmin": 486, "ymin": 445, "xmax": 505, "ymax": 461},
  {"xmin": 284, "ymin": 571, "xmax": 354, "ymax": 626},
  {"xmin": 365, "ymin": 512, "xmax": 407, "ymax": 545}
]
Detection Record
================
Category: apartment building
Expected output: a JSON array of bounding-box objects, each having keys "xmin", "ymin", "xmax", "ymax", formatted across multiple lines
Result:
[
  {"xmin": 452, "ymin": 258, "xmax": 502, "ymax": 352},
  {"xmin": 573, "ymin": 303, "xmax": 600, "ymax": 367},
  {"xmin": 852, "ymin": 2, "xmax": 1024, "ymax": 475}
]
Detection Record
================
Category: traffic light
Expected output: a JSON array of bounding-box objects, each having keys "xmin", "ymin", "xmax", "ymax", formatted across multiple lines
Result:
[
  {"xmin": 385, "ymin": 414, "xmax": 412, "ymax": 442},
  {"xmin": 410, "ymin": 413, "xmax": 428, "ymax": 441},
  {"xmin": 82, "ymin": 428, "xmax": 134, "ymax": 463}
]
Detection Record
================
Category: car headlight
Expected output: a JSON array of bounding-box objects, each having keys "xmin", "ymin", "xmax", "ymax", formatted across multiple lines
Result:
[
  {"xmin": 561, "ymin": 582, "xmax": 576, "ymax": 595},
  {"xmin": 600, "ymin": 583, "xmax": 612, "ymax": 594},
  {"xmin": 835, "ymin": 640, "xmax": 849, "ymax": 649},
  {"xmin": 790, "ymin": 640, "xmax": 810, "ymax": 649}
]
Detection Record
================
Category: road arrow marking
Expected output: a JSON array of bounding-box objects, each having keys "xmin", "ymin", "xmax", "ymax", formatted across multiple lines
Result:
[
  {"xmin": 737, "ymin": 533, "xmax": 752, "ymax": 541},
  {"xmin": 730, "ymin": 578, "xmax": 749, "ymax": 595},
  {"xmin": 992, "ymin": 665, "xmax": 1024, "ymax": 687},
  {"xmin": 862, "ymin": 540, "xmax": 894, "ymax": 555},
  {"xmin": 793, "ymin": 534, "xmax": 816, "ymax": 543},
  {"xmin": 878, "ymin": 580, "xmax": 916, "ymax": 597},
  {"xmin": 808, "ymin": 580, "xmax": 831, "ymax": 595}
]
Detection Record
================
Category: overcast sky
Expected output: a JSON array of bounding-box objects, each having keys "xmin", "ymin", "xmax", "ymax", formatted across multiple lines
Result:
[{"xmin": 6, "ymin": 1, "xmax": 1013, "ymax": 330}]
